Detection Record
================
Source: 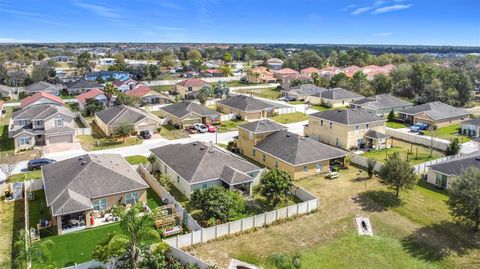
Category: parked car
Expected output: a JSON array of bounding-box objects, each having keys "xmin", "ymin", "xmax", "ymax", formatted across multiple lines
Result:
[
  {"xmin": 27, "ymin": 158, "xmax": 56, "ymax": 171},
  {"xmin": 410, "ymin": 123, "xmax": 429, "ymax": 132},
  {"xmin": 193, "ymin": 123, "xmax": 208, "ymax": 133},
  {"xmin": 205, "ymin": 123, "xmax": 217, "ymax": 133},
  {"xmin": 137, "ymin": 130, "xmax": 151, "ymax": 139},
  {"xmin": 185, "ymin": 126, "xmax": 197, "ymax": 134}
]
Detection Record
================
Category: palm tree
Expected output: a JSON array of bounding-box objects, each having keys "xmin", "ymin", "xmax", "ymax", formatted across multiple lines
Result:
[
  {"xmin": 103, "ymin": 82, "xmax": 118, "ymax": 107},
  {"xmin": 14, "ymin": 230, "xmax": 53, "ymax": 269},
  {"xmin": 197, "ymin": 85, "xmax": 213, "ymax": 105}
]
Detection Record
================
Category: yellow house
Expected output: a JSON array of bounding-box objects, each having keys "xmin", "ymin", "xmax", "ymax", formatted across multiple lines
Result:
[
  {"xmin": 237, "ymin": 119, "xmax": 346, "ymax": 180},
  {"xmin": 175, "ymin": 78, "xmax": 210, "ymax": 99},
  {"xmin": 305, "ymin": 108, "xmax": 389, "ymax": 150},
  {"xmin": 305, "ymin": 87, "xmax": 364, "ymax": 108}
]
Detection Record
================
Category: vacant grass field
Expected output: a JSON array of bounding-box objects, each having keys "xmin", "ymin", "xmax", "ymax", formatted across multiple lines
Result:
[
  {"xmin": 217, "ymin": 119, "xmax": 247, "ymax": 133},
  {"xmin": 362, "ymin": 139, "xmax": 444, "ymax": 165},
  {"xmin": 236, "ymin": 88, "xmax": 280, "ymax": 100},
  {"xmin": 269, "ymin": 112, "xmax": 308, "ymax": 124},
  {"xmin": 386, "ymin": 121, "xmax": 408, "ymax": 129},
  {"xmin": 186, "ymin": 167, "xmax": 479, "ymax": 269},
  {"xmin": 77, "ymin": 119, "xmax": 142, "ymax": 150},
  {"xmin": 125, "ymin": 155, "xmax": 149, "ymax": 165},
  {"xmin": 425, "ymin": 124, "xmax": 471, "ymax": 143},
  {"xmin": 159, "ymin": 124, "xmax": 189, "ymax": 140},
  {"xmin": 0, "ymin": 198, "xmax": 25, "ymax": 269}
]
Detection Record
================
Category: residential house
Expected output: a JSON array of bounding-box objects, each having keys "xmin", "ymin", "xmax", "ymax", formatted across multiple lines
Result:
[
  {"xmin": 246, "ymin": 67, "xmax": 276, "ymax": 84},
  {"xmin": 20, "ymin": 92, "xmax": 64, "ymax": 109},
  {"xmin": 361, "ymin": 64, "xmax": 396, "ymax": 80},
  {"xmin": 318, "ymin": 66, "xmax": 341, "ymax": 78},
  {"xmin": 77, "ymin": 89, "xmax": 107, "ymax": 110},
  {"xmin": 157, "ymin": 101, "xmax": 220, "ymax": 128},
  {"xmin": 426, "ymin": 152, "xmax": 480, "ymax": 189},
  {"xmin": 65, "ymin": 80, "xmax": 104, "ymax": 95},
  {"xmin": 350, "ymin": 94, "xmax": 413, "ymax": 116},
  {"xmin": 282, "ymin": 84, "xmax": 326, "ymax": 101},
  {"xmin": 24, "ymin": 81, "xmax": 62, "ymax": 96},
  {"xmin": 200, "ymin": 69, "xmax": 223, "ymax": 77},
  {"xmin": 305, "ymin": 108, "xmax": 389, "ymax": 150},
  {"xmin": 113, "ymin": 79, "xmax": 138, "ymax": 92},
  {"xmin": 84, "ymin": 71, "xmax": 131, "ymax": 81},
  {"xmin": 237, "ymin": 119, "xmax": 346, "ymax": 180},
  {"xmin": 306, "ymin": 88, "xmax": 364, "ymax": 107},
  {"xmin": 266, "ymin": 58, "xmax": 284, "ymax": 70},
  {"xmin": 151, "ymin": 142, "xmax": 262, "ymax": 198},
  {"xmin": 398, "ymin": 101, "xmax": 470, "ymax": 127},
  {"xmin": 342, "ymin": 65, "xmax": 362, "ymax": 77},
  {"xmin": 0, "ymin": 84, "xmax": 14, "ymax": 99},
  {"xmin": 216, "ymin": 95, "xmax": 278, "ymax": 120},
  {"xmin": 126, "ymin": 85, "xmax": 173, "ymax": 106},
  {"xmin": 460, "ymin": 118, "xmax": 480, "ymax": 138},
  {"xmin": 50, "ymin": 56, "xmax": 73, "ymax": 63},
  {"xmin": 281, "ymin": 73, "xmax": 312, "ymax": 90},
  {"xmin": 175, "ymin": 78, "xmax": 210, "ymax": 99},
  {"xmin": 273, "ymin": 68, "xmax": 299, "ymax": 80},
  {"xmin": 95, "ymin": 105, "xmax": 162, "ymax": 136},
  {"xmin": 42, "ymin": 154, "xmax": 149, "ymax": 235},
  {"xmin": 9, "ymin": 104, "xmax": 76, "ymax": 150},
  {"xmin": 300, "ymin": 67, "xmax": 321, "ymax": 76},
  {"xmin": 97, "ymin": 58, "xmax": 116, "ymax": 66}
]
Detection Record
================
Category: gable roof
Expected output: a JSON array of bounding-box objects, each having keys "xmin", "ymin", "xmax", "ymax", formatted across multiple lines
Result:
[
  {"xmin": 255, "ymin": 130, "xmax": 347, "ymax": 166},
  {"xmin": 266, "ymin": 58, "xmax": 284, "ymax": 64},
  {"xmin": 42, "ymin": 154, "xmax": 149, "ymax": 216},
  {"xmin": 216, "ymin": 95, "xmax": 276, "ymax": 112},
  {"xmin": 77, "ymin": 88, "xmax": 105, "ymax": 105},
  {"xmin": 311, "ymin": 88, "xmax": 364, "ymax": 100},
  {"xmin": 95, "ymin": 105, "xmax": 161, "ymax": 126},
  {"xmin": 13, "ymin": 104, "xmax": 75, "ymax": 121},
  {"xmin": 24, "ymin": 81, "xmax": 61, "ymax": 93},
  {"xmin": 301, "ymin": 67, "xmax": 321, "ymax": 74},
  {"xmin": 151, "ymin": 142, "xmax": 260, "ymax": 184},
  {"xmin": 461, "ymin": 118, "xmax": 480, "ymax": 126},
  {"xmin": 159, "ymin": 101, "xmax": 219, "ymax": 119},
  {"xmin": 310, "ymin": 108, "xmax": 386, "ymax": 125},
  {"xmin": 0, "ymin": 84, "xmax": 13, "ymax": 96},
  {"xmin": 239, "ymin": 119, "xmax": 287, "ymax": 133},
  {"xmin": 275, "ymin": 68, "xmax": 298, "ymax": 75},
  {"xmin": 364, "ymin": 129, "xmax": 389, "ymax": 139},
  {"xmin": 398, "ymin": 101, "xmax": 469, "ymax": 120},
  {"xmin": 66, "ymin": 80, "xmax": 103, "ymax": 90},
  {"xmin": 20, "ymin": 92, "xmax": 64, "ymax": 108},
  {"xmin": 176, "ymin": 78, "xmax": 210, "ymax": 87},
  {"xmin": 428, "ymin": 152, "xmax": 480, "ymax": 176},
  {"xmin": 351, "ymin": 94, "xmax": 413, "ymax": 110}
]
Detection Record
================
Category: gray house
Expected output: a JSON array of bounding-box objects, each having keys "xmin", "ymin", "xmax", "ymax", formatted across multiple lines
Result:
[
  {"xmin": 350, "ymin": 94, "xmax": 413, "ymax": 116},
  {"xmin": 65, "ymin": 80, "xmax": 104, "ymax": 95},
  {"xmin": 427, "ymin": 152, "xmax": 480, "ymax": 189},
  {"xmin": 95, "ymin": 105, "xmax": 162, "ymax": 136},
  {"xmin": 151, "ymin": 142, "xmax": 262, "ymax": 198},
  {"xmin": 24, "ymin": 81, "xmax": 62, "ymax": 96}
]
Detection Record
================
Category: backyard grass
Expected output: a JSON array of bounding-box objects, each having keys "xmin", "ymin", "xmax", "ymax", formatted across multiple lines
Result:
[
  {"xmin": 77, "ymin": 119, "xmax": 142, "ymax": 151},
  {"xmin": 125, "ymin": 155, "xmax": 149, "ymax": 165},
  {"xmin": 0, "ymin": 198, "xmax": 25, "ymax": 269},
  {"xmin": 186, "ymin": 167, "xmax": 479, "ymax": 269},
  {"xmin": 362, "ymin": 138, "xmax": 444, "ymax": 165},
  {"xmin": 8, "ymin": 170, "xmax": 42, "ymax": 182},
  {"xmin": 424, "ymin": 124, "xmax": 471, "ymax": 142},
  {"xmin": 0, "ymin": 107, "xmax": 15, "ymax": 155},
  {"xmin": 28, "ymin": 190, "xmax": 50, "ymax": 230},
  {"xmin": 147, "ymin": 188, "xmax": 164, "ymax": 210},
  {"xmin": 386, "ymin": 121, "xmax": 408, "ymax": 129},
  {"xmin": 269, "ymin": 112, "xmax": 309, "ymax": 124},
  {"xmin": 159, "ymin": 124, "xmax": 189, "ymax": 140},
  {"xmin": 236, "ymin": 88, "xmax": 280, "ymax": 100},
  {"xmin": 217, "ymin": 119, "xmax": 248, "ymax": 133},
  {"xmin": 226, "ymin": 81, "xmax": 256, "ymax": 87},
  {"xmin": 309, "ymin": 104, "xmax": 332, "ymax": 112},
  {"xmin": 151, "ymin": 85, "xmax": 174, "ymax": 92}
]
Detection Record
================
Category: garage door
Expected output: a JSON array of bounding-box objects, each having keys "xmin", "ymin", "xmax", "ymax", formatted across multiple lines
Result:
[
  {"xmin": 48, "ymin": 135, "xmax": 73, "ymax": 144},
  {"xmin": 137, "ymin": 124, "xmax": 158, "ymax": 134}
]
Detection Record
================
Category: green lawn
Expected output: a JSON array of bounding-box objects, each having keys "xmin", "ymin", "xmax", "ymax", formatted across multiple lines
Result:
[
  {"xmin": 269, "ymin": 112, "xmax": 309, "ymax": 124},
  {"xmin": 218, "ymin": 119, "xmax": 248, "ymax": 133},
  {"xmin": 0, "ymin": 107, "xmax": 15, "ymax": 155},
  {"xmin": 310, "ymin": 104, "xmax": 337, "ymax": 112},
  {"xmin": 386, "ymin": 121, "xmax": 407, "ymax": 129},
  {"xmin": 236, "ymin": 88, "xmax": 281, "ymax": 100},
  {"xmin": 8, "ymin": 170, "xmax": 42, "ymax": 182},
  {"xmin": 362, "ymin": 139, "xmax": 444, "ymax": 165},
  {"xmin": 125, "ymin": 155, "xmax": 149, "ymax": 165},
  {"xmin": 159, "ymin": 124, "xmax": 189, "ymax": 140},
  {"xmin": 0, "ymin": 197, "xmax": 25, "ymax": 268},
  {"xmin": 147, "ymin": 188, "xmax": 164, "ymax": 210},
  {"xmin": 424, "ymin": 124, "xmax": 471, "ymax": 142},
  {"xmin": 28, "ymin": 190, "xmax": 50, "ymax": 229},
  {"xmin": 151, "ymin": 85, "xmax": 174, "ymax": 92},
  {"xmin": 226, "ymin": 81, "xmax": 256, "ymax": 87},
  {"xmin": 77, "ymin": 120, "xmax": 142, "ymax": 151}
]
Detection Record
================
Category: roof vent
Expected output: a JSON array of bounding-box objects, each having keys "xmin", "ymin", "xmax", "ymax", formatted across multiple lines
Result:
[
  {"xmin": 193, "ymin": 142, "xmax": 197, "ymax": 146},
  {"xmin": 200, "ymin": 147, "xmax": 205, "ymax": 150},
  {"xmin": 286, "ymin": 134, "xmax": 290, "ymax": 137},
  {"xmin": 81, "ymin": 161, "xmax": 87, "ymax": 165},
  {"xmin": 475, "ymin": 157, "xmax": 480, "ymax": 161},
  {"xmin": 78, "ymin": 156, "xmax": 84, "ymax": 160}
]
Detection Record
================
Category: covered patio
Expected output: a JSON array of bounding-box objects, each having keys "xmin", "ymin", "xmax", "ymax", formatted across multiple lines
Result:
[{"xmin": 363, "ymin": 130, "xmax": 390, "ymax": 150}]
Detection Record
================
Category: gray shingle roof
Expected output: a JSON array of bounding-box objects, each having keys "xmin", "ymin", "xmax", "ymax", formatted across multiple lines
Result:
[
  {"xmin": 364, "ymin": 129, "xmax": 389, "ymax": 139},
  {"xmin": 151, "ymin": 142, "xmax": 260, "ymax": 184},
  {"xmin": 159, "ymin": 101, "xmax": 219, "ymax": 119},
  {"xmin": 461, "ymin": 118, "xmax": 480, "ymax": 126},
  {"xmin": 220, "ymin": 166, "xmax": 254, "ymax": 185},
  {"xmin": 311, "ymin": 88, "xmax": 363, "ymax": 100},
  {"xmin": 217, "ymin": 95, "xmax": 276, "ymax": 112},
  {"xmin": 255, "ymin": 130, "xmax": 347, "ymax": 165},
  {"xmin": 428, "ymin": 152, "xmax": 480, "ymax": 176},
  {"xmin": 42, "ymin": 154, "xmax": 149, "ymax": 216},
  {"xmin": 24, "ymin": 81, "xmax": 62, "ymax": 93},
  {"xmin": 0, "ymin": 84, "xmax": 13, "ymax": 96},
  {"xmin": 398, "ymin": 101, "xmax": 469, "ymax": 120},
  {"xmin": 351, "ymin": 94, "xmax": 413, "ymax": 110},
  {"xmin": 44, "ymin": 126, "xmax": 75, "ymax": 135},
  {"xmin": 310, "ymin": 108, "xmax": 386, "ymax": 125},
  {"xmin": 12, "ymin": 104, "xmax": 75, "ymax": 120},
  {"xmin": 65, "ymin": 80, "xmax": 103, "ymax": 90},
  {"xmin": 239, "ymin": 119, "xmax": 287, "ymax": 133},
  {"xmin": 95, "ymin": 105, "xmax": 161, "ymax": 126},
  {"xmin": 287, "ymin": 84, "xmax": 327, "ymax": 95}
]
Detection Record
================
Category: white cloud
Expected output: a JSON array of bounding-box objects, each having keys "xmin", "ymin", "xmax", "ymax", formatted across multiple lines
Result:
[
  {"xmin": 372, "ymin": 32, "xmax": 392, "ymax": 36},
  {"xmin": 0, "ymin": 37, "xmax": 36, "ymax": 43},
  {"xmin": 340, "ymin": 4, "xmax": 356, "ymax": 12},
  {"xmin": 373, "ymin": 4, "xmax": 412, "ymax": 14},
  {"xmin": 351, "ymin": 7, "xmax": 373, "ymax": 15},
  {"xmin": 75, "ymin": 2, "xmax": 122, "ymax": 19},
  {"xmin": 1, "ymin": 8, "xmax": 44, "ymax": 17}
]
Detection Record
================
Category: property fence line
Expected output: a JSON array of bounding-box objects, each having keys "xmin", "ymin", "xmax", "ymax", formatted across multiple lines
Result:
[
  {"xmin": 23, "ymin": 182, "xmax": 31, "ymax": 269},
  {"xmin": 74, "ymin": 113, "xmax": 92, "ymax": 136},
  {"xmin": 230, "ymin": 83, "xmax": 280, "ymax": 91},
  {"xmin": 142, "ymin": 75, "xmax": 243, "ymax": 86},
  {"xmin": 385, "ymin": 127, "xmax": 450, "ymax": 151},
  {"xmin": 220, "ymin": 113, "xmax": 237, "ymax": 121},
  {"xmin": 411, "ymin": 154, "xmax": 460, "ymax": 174},
  {"xmin": 349, "ymin": 154, "xmax": 384, "ymax": 172},
  {"xmin": 136, "ymin": 165, "xmax": 202, "ymax": 231}
]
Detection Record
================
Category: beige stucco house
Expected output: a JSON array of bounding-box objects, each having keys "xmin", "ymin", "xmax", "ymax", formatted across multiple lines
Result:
[
  {"xmin": 306, "ymin": 88, "xmax": 364, "ymax": 108},
  {"xmin": 95, "ymin": 105, "xmax": 162, "ymax": 136},
  {"xmin": 216, "ymin": 95, "xmax": 278, "ymax": 121},
  {"xmin": 175, "ymin": 78, "xmax": 210, "ymax": 99},
  {"xmin": 157, "ymin": 101, "xmax": 220, "ymax": 128},
  {"xmin": 398, "ymin": 101, "xmax": 470, "ymax": 128},
  {"xmin": 426, "ymin": 152, "xmax": 480, "ymax": 189}
]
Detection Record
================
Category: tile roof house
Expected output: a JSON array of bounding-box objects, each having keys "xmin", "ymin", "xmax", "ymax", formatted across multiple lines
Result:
[
  {"xmin": 65, "ymin": 80, "xmax": 104, "ymax": 95},
  {"xmin": 237, "ymin": 119, "xmax": 346, "ymax": 179},
  {"xmin": 246, "ymin": 66, "xmax": 277, "ymax": 84},
  {"xmin": 151, "ymin": 142, "xmax": 262, "ymax": 197},
  {"xmin": 24, "ymin": 81, "xmax": 62, "ymax": 95},
  {"xmin": 281, "ymin": 73, "xmax": 313, "ymax": 90},
  {"xmin": 216, "ymin": 95, "xmax": 278, "ymax": 121},
  {"xmin": 350, "ymin": 94, "xmax": 413, "ymax": 116},
  {"xmin": 20, "ymin": 92, "xmax": 64, "ymax": 109},
  {"xmin": 460, "ymin": 118, "xmax": 480, "ymax": 138},
  {"xmin": 306, "ymin": 88, "xmax": 364, "ymax": 108},
  {"xmin": 305, "ymin": 108, "xmax": 389, "ymax": 150},
  {"xmin": 9, "ymin": 104, "xmax": 76, "ymax": 150},
  {"xmin": 95, "ymin": 105, "xmax": 162, "ymax": 136},
  {"xmin": 42, "ymin": 154, "xmax": 149, "ymax": 234},
  {"xmin": 175, "ymin": 78, "xmax": 210, "ymax": 99},
  {"xmin": 300, "ymin": 67, "xmax": 321, "ymax": 76},
  {"xmin": 426, "ymin": 152, "xmax": 480, "ymax": 189},
  {"xmin": 274, "ymin": 68, "xmax": 299, "ymax": 79},
  {"xmin": 77, "ymin": 88, "xmax": 107, "ymax": 110},
  {"xmin": 157, "ymin": 101, "xmax": 220, "ymax": 128},
  {"xmin": 398, "ymin": 101, "xmax": 470, "ymax": 127},
  {"xmin": 266, "ymin": 58, "xmax": 284, "ymax": 70},
  {"xmin": 126, "ymin": 85, "xmax": 173, "ymax": 106}
]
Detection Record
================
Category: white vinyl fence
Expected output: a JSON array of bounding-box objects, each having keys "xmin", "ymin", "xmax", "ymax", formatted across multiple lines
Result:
[
  {"xmin": 74, "ymin": 113, "xmax": 92, "ymax": 136},
  {"xmin": 412, "ymin": 154, "xmax": 460, "ymax": 174},
  {"xmin": 142, "ymin": 76, "xmax": 243, "ymax": 86},
  {"xmin": 349, "ymin": 154, "xmax": 384, "ymax": 172},
  {"xmin": 385, "ymin": 128, "xmax": 450, "ymax": 151}
]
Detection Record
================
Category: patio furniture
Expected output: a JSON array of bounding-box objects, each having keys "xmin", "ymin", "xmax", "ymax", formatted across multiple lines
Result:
[
  {"xmin": 162, "ymin": 225, "xmax": 182, "ymax": 237},
  {"xmin": 326, "ymin": 171, "xmax": 340, "ymax": 179}
]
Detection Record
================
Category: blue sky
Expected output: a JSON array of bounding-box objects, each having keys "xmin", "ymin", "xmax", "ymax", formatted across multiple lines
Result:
[{"xmin": 0, "ymin": 0, "xmax": 479, "ymax": 45}]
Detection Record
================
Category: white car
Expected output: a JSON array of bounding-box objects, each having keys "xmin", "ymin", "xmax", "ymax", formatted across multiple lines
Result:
[{"xmin": 193, "ymin": 123, "xmax": 208, "ymax": 133}]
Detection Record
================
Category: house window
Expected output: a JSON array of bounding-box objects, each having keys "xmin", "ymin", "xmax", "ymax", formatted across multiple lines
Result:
[
  {"xmin": 164, "ymin": 164, "xmax": 167, "ymax": 174},
  {"xmin": 202, "ymin": 183, "xmax": 208, "ymax": 189},
  {"xmin": 177, "ymin": 175, "xmax": 180, "ymax": 183},
  {"xmin": 336, "ymin": 138, "xmax": 339, "ymax": 147},
  {"xmin": 316, "ymin": 163, "xmax": 322, "ymax": 172},
  {"xmin": 19, "ymin": 137, "xmax": 31, "ymax": 146},
  {"xmin": 262, "ymin": 153, "xmax": 266, "ymax": 162},
  {"xmin": 19, "ymin": 120, "xmax": 28, "ymax": 126},
  {"xmin": 249, "ymin": 132, "xmax": 253, "ymax": 140},
  {"xmin": 320, "ymin": 120, "xmax": 323, "ymax": 127},
  {"xmin": 92, "ymin": 198, "xmax": 107, "ymax": 210},
  {"xmin": 329, "ymin": 122, "xmax": 332, "ymax": 129},
  {"xmin": 252, "ymin": 149, "xmax": 256, "ymax": 157},
  {"xmin": 55, "ymin": 119, "xmax": 63, "ymax": 127},
  {"xmin": 34, "ymin": 120, "xmax": 42, "ymax": 126},
  {"xmin": 303, "ymin": 165, "xmax": 308, "ymax": 173},
  {"xmin": 342, "ymin": 100, "xmax": 345, "ymax": 105},
  {"xmin": 435, "ymin": 173, "xmax": 447, "ymax": 188},
  {"xmin": 275, "ymin": 160, "xmax": 279, "ymax": 168},
  {"xmin": 188, "ymin": 86, "xmax": 193, "ymax": 92},
  {"xmin": 355, "ymin": 125, "xmax": 359, "ymax": 131},
  {"xmin": 125, "ymin": 192, "xmax": 139, "ymax": 204},
  {"xmin": 366, "ymin": 124, "xmax": 369, "ymax": 129}
]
